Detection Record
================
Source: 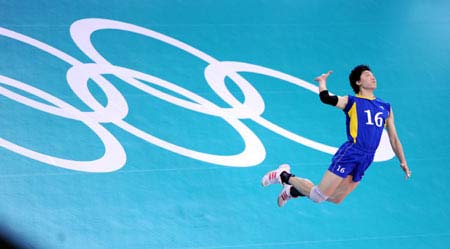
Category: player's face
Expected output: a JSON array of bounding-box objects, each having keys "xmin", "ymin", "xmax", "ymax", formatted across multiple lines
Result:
[{"xmin": 358, "ymin": 70, "xmax": 377, "ymax": 91}]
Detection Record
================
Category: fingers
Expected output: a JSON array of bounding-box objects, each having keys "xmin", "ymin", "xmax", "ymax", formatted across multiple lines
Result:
[
  {"xmin": 314, "ymin": 70, "xmax": 333, "ymax": 82},
  {"xmin": 405, "ymin": 171, "xmax": 411, "ymax": 179},
  {"xmin": 319, "ymin": 70, "xmax": 333, "ymax": 77},
  {"xmin": 401, "ymin": 164, "xmax": 411, "ymax": 179}
]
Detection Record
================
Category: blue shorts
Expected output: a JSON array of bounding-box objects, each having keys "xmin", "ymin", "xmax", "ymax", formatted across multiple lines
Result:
[{"xmin": 328, "ymin": 142, "xmax": 375, "ymax": 182}]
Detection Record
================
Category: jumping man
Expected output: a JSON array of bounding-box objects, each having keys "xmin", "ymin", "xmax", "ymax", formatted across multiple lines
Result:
[{"xmin": 261, "ymin": 65, "xmax": 411, "ymax": 206}]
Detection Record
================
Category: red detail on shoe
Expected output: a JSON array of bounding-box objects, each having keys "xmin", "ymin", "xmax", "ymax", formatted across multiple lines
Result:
[{"xmin": 269, "ymin": 172, "xmax": 276, "ymax": 180}]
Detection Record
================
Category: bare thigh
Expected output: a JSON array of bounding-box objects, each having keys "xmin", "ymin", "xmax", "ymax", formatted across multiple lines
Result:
[
  {"xmin": 328, "ymin": 175, "xmax": 359, "ymax": 204},
  {"xmin": 317, "ymin": 171, "xmax": 360, "ymax": 204},
  {"xmin": 317, "ymin": 170, "xmax": 346, "ymax": 197}
]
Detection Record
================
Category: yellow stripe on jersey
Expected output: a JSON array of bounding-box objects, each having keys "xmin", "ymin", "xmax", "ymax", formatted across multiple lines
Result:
[{"xmin": 348, "ymin": 102, "xmax": 358, "ymax": 143}]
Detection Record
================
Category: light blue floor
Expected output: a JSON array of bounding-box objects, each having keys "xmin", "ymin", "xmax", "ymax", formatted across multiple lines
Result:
[{"xmin": 1, "ymin": 1, "xmax": 449, "ymax": 248}]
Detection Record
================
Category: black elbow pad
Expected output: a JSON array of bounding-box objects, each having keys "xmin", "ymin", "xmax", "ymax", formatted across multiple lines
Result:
[{"xmin": 319, "ymin": 90, "xmax": 338, "ymax": 106}]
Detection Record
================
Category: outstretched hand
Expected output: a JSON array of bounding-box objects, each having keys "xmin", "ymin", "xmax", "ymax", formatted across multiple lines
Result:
[
  {"xmin": 401, "ymin": 163, "xmax": 412, "ymax": 179},
  {"xmin": 314, "ymin": 70, "xmax": 333, "ymax": 84}
]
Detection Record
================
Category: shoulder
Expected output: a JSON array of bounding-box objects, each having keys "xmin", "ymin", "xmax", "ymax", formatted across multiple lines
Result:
[
  {"xmin": 375, "ymin": 97, "xmax": 391, "ymax": 110},
  {"xmin": 336, "ymin": 95, "xmax": 350, "ymax": 110},
  {"xmin": 374, "ymin": 96, "xmax": 389, "ymax": 104}
]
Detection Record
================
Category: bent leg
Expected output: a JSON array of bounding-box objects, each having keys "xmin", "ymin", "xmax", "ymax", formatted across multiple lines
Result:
[
  {"xmin": 327, "ymin": 175, "xmax": 359, "ymax": 204},
  {"xmin": 317, "ymin": 170, "xmax": 346, "ymax": 197},
  {"xmin": 288, "ymin": 170, "xmax": 345, "ymax": 202}
]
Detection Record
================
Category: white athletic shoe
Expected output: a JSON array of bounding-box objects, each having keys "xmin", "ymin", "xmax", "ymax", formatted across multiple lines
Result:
[
  {"xmin": 261, "ymin": 164, "xmax": 291, "ymax": 187},
  {"xmin": 277, "ymin": 184, "xmax": 294, "ymax": 207}
]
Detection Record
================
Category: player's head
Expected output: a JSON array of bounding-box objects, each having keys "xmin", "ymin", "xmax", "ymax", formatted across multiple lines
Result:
[{"xmin": 349, "ymin": 65, "xmax": 375, "ymax": 93}]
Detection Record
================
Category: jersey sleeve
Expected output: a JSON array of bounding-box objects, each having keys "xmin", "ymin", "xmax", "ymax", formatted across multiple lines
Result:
[
  {"xmin": 379, "ymin": 98, "xmax": 391, "ymax": 117},
  {"xmin": 343, "ymin": 95, "xmax": 355, "ymax": 113}
]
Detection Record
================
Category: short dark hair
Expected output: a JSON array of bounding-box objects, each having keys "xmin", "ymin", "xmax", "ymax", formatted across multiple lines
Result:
[{"xmin": 349, "ymin": 65, "xmax": 371, "ymax": 93}]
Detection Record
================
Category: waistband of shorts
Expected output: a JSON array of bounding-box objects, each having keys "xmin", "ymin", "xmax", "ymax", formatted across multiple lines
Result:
[{"xmin": 346, "ymin": 141, "xmax": 377, "ymax": 154}]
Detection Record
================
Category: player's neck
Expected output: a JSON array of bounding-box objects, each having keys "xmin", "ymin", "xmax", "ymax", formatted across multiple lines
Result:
[{"xmin": 357, "ymin": 89, "xmax": 375, "ymax": 99}]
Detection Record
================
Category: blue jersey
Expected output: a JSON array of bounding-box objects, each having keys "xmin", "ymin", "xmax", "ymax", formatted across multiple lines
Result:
[{"xmin": 343, "ymin": 95, "xmax": 391, "ymax": 152}]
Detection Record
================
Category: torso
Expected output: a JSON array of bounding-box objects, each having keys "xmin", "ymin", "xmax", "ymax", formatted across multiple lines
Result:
[{"xmin": 343, "ymin": 95, "xmax": 390, "ymax": 152}]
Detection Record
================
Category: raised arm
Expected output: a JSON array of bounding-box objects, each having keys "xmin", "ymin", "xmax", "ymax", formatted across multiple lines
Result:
[
  {"xmin": 314, "ymin": 70, "xmax": 348, "ymax": 110},
  {"xmin": 385, "ymin": 108, "xmax": 411, "ymax": 179}
]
